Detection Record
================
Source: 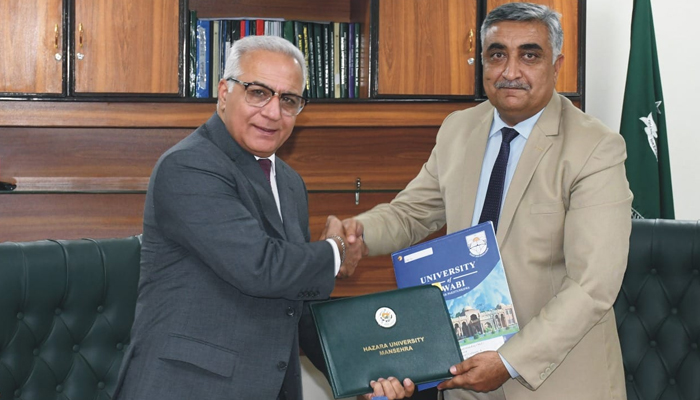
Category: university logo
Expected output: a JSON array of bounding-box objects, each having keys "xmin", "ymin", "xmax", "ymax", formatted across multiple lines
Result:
[
  {"xmin": 375, "ymin": 307, "xmax": 396, "ymax": 328},
  {"xmin": 466, "ymin": 231, "xmax": 488, "ymax": 257}
]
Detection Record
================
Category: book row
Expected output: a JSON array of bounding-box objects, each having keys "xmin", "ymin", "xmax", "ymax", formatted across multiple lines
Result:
[{"xmin": 187, "ymin": 12, "xmax": 362, "ymax": 100}]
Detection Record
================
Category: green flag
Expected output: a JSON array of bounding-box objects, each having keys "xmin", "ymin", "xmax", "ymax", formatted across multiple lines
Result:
[{"xmin": 619, "ymin": 0, "xmax": 674, "ymax": 219}]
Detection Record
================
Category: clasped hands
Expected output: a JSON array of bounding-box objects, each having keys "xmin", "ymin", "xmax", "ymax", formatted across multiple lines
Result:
[{"xmin": 319, "ymin": 216, "xmax": 368, "ymax": 279}]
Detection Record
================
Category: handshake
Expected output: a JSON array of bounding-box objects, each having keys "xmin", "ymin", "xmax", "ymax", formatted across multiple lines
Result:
[{"xmin": 320, "ymin": 215, "xmax": 368, "ymax": 280}]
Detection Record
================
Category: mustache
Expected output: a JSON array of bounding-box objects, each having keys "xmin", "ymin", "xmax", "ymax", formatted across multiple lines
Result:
[{"xmin": 494, "ymin": 80, "xmax": 531, "ymax": 90}]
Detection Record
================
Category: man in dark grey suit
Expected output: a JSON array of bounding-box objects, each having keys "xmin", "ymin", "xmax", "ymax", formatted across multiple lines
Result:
[{"xmin": 113, "ymin": 35, "xmax": 358, "ymax": 400}]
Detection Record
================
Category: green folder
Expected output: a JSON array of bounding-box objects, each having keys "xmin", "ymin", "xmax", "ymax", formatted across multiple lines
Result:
[{"xmin": 310, "ymin": 285, "xmax": 463, "ymax": 398}]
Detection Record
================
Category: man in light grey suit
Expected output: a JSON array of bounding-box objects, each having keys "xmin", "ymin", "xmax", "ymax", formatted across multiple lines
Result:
[
  {"xmin": 343, "ymin": 3, "xmax": 632, "ymax": 400},
  {"xmin": 113, "ymin": 36, "xmax": 359, "ymax": 400}
]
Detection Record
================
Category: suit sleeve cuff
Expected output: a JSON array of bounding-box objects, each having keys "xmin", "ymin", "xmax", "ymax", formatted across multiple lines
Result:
[
  {"xmin": 326, "ymin": 238, "xmax": 341, "ymax": 276},
  {"xmin": 499, "ymin": 352, "xmax": 520, "ymax": 378}
]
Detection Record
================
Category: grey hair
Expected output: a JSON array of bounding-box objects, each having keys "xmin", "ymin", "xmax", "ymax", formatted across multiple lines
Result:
[
  {"xmin": 481, "ymin": 2, "xmax": 563, "ymax": 64},
  {"xmin": 223, "ymin": 35, "xmax": 306, "ymax": 91}
]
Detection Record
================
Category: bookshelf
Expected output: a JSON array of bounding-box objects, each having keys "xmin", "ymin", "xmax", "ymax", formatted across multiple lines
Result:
[{"xmin": 0, "ymin": 0, "xmax": 586, "ymax": 296}]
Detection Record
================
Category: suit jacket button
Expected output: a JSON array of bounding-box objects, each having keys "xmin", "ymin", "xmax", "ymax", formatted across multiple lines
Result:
[
  {"xmin": 286, "ymin": 307, "xmax": 295, "ymax": 316},
  {"xmin": 278, "ymin": 361, "xmax": 287, "ymax": 370}
]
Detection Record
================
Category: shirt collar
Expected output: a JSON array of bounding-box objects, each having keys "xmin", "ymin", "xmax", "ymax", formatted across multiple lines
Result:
[
  {"xmin": 489, "ymin": 108, "xmax": 546, "ymax": 140},
  {"xmin": 254, "ymin": 154, "xmax": 276, "ymax": 175}
]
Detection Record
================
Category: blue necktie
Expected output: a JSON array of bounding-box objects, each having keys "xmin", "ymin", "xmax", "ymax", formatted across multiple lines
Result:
[
  {"xmin": 479, "ymin": 127, "xmax": 519, "ymax": 233},
  {"xmin": 257, "ymin": 158, "xmax": 272, "ymax": 183}
]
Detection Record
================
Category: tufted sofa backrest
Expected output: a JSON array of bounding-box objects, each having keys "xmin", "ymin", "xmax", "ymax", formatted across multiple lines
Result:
[
  {"xmin": 0, "ymin": 237, "xmax": 140, "ymax": 400},
  {"xmin": 613, "ymin": 219, "xmax": 700, "ymax": 400}
]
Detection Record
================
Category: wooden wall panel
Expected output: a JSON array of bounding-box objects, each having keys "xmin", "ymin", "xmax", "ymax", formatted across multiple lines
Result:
[
  {"xmin": 0, "ymin": 127, "xmax": 189, "ymax": 180},
  {"xmin": 280, "ymin": 126, "xmax": 437, "ymax": 190},
  {"xmin": 0, "ymin": 193, "xmax": 145, "ymax": 242},
  {"xmin": 0, "ymin": 101, "xmax": 473, "ymax": 129},
  {"xmin": 0, "ymin": 125, "xmax": 438, "ymax": 192},
  {"xmin": 189, "ymin": 0, "xmax": 351, "ymax": 21}
]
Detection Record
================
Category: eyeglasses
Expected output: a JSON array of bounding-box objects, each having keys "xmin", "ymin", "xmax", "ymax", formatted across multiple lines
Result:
[{"xmin": 227, "ymin": 78, "xmax": 308, "ymax": 116}]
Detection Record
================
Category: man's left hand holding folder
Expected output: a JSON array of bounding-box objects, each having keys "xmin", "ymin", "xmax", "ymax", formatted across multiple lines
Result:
[{"xmin": 358, "ymin": 377, "xmax": 415, "ymax": 400}]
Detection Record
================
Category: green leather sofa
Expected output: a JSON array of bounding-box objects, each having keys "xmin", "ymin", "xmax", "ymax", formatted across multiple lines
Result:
[
  {"xmin": 0, "ymin": 237, "xmax": 140, "ymax": 400},
  {"xmin": 613, "ymin": 219, "xmax": 700, "ymax": 400},
  {"xmin": 0, "ymin": 219, "xmax": 698, "ymax": 400}
]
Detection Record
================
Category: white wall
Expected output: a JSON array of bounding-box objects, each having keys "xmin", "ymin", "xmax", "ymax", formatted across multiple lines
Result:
[
  {"xmin": 301, "ymin": 356, "xmax": 349, "ymax": 399},
  {"xmin": 302, "ymin": 1, "xmax": 700, "ymax": 398},
  {"xmin": 586, "ymin": 0, "xmax": 699, "ymax": 220}
]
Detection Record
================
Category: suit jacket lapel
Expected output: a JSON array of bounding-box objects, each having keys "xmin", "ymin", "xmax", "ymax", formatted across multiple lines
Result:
[
  {"xmin": 276, "ymin": 162, "xmax": 303, "ymax": 242},
  {"xmin": 202, "ymin": 113, "xmax": 287, "ymax": 240},
  {"xmin": 242, "ymin": 158, "xmax": 287, "ymax": 240},
  {"xmin": 497, "ymin": 93, "xmax": 561, "ymax": 245}
]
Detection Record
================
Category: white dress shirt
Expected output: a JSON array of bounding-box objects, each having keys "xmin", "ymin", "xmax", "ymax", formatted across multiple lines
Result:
[{"xmin": 256, "ymin": 155, "xmax": 341, "ymax": 276}]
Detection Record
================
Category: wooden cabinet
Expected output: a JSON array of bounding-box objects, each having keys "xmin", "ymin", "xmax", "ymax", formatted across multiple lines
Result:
[
  {"xmin": 377, "ymin": 0, "xmax": 478, "ymax": 96},
  {"xmin": 74, "ymin": 0, "xmax": 181, "ymax": 94},
  {"xmin": 0, "ymin": 0, "xmax": 64, "ymax": 94},
  {"xmin": 0, "ymin": 0, "xmax": 181, "ymax": 96}
]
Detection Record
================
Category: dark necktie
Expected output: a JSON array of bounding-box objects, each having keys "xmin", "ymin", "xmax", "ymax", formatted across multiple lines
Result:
[
  {"xmin": 479, "ymin": 127, "xmax": 519, "ymax": 233},
  {"xmin": 257, "ymin": 158, "xmax": 272, "ymax": 183}
]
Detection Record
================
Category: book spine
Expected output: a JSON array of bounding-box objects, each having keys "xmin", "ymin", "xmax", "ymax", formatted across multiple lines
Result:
[
  {"xmin": 327, "ymin": 24, "xmax": 334, "ymax": 98},
  {"xmin": 257, "ymin": 19, "xmax": 264, "ymax": 36},
  {"xmin": 283, "ymin": 21, "xmax": 295, "ymax": 44},
  {"xmin": 314, "ymin": 23, "xmax": 324, "ymax": 99},
  {"xmin": 240, "ymin": 20, "xmax": 246, "ymax": 38},
  {"xmin": 306, "ymin": 23, "xmax": 316, "ymax": 99},
  {"xmin": 211, "ymin": 20, "xmax": 220, "ymax": 98},
  {"xmin": 229, "ymin": 21, "xmax": 240, "ymax": 73},
  {"xmin": 323, "ymin": 24, "xmax": 331, "ymax": 99},
  {"xmin": 339, "ymin": 23, "xmax": 348, "ymax": 98},
  {"xmin": 222, "ymin": 20, "xmax": 228, "ymax": 79},
  {"xmin": 354, "ymin": 23, "xmax": 361, "ymax": 98},
  {"xmin": 276, "ymin": 21, "xmax": 283, "ymax": 37},
  {"xmin": 333, "ymin": 22, "xmax": 340, "ymax": 98},
  {"xmin": 294, "ymin": 21, "xmax": 310, "ymax": 97},
  {"xmin": 195, "ymin": 20, "xmax": 211, "ymax": 98},
  {"xmin": 348, "ymin": 23, "xmax": 355, "ymax": 99},
  {"xmin": 231, "ymin": 20, "xmax": 240, "ymax": 43},
  {"xmin": 249, "ymin": 20, "xmax": 256, "ymax": 36},
  {"xmin": 222, "ymin": 20, "xmax": 230, "ymax": 77},
  {"xmin": 188, "ymin": 10, "xmax": 197, "ymax": 97}
]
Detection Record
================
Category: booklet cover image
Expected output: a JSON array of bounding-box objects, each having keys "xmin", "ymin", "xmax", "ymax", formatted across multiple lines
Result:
[{"xmin": 392, "ymin": 222, "xmax": 519, "ymax": 360}]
